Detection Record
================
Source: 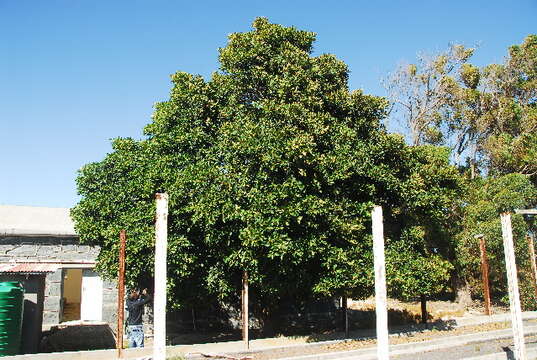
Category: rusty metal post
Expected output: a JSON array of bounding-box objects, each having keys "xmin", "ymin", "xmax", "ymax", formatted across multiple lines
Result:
[
  {"xmin": 526, "ymin": 234, "xmax": 537, "ymax": 302},
  {"xmin": 117, "ymin": 230, "xmax": 126, "ymax": 358},
  {"xmin": 242, "ymin": 271, "xmax": 249, "ymax": 350},
  {"xmin": 477, "ymin": 235, "xmax": 492, "ymax": 315}
]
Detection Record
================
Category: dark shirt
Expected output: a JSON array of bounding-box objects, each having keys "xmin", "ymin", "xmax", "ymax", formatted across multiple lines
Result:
[{"xmin": 126, "ymin": 295, "xmax": 151, "ymax": 325}]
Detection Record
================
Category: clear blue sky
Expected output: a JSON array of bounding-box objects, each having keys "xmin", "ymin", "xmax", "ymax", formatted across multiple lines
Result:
[{"xmin": 1, "ymin": 0, "xmax": 535, "ymax": 208}]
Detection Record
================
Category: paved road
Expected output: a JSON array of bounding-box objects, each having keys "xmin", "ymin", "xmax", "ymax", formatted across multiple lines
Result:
[
  {"xmin": 391, "ymin": 334, "xmax": 537, "ymax": 360},
  {"xmin": 268, "ymin": 324, "xmax": 537, "ymax": 360}
]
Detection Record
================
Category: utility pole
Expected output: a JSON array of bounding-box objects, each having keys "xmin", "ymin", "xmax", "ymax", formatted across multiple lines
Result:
[
  {"xmin": 516, "ymin": 210, "xmax": 537, "ymax": 311},
  {"xmin": 154, "ymin": 193, "xmax": 169, "ymax": 360}
]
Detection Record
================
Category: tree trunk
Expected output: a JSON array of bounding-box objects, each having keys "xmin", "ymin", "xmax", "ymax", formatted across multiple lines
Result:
[
  {"xmin": 456, "ymin": 283, "xmax": 473, "ymax": 307},
  {"xmin": 258, "ymin": 306, "xmax": 275, "ymax": 337},
  {"xmin": 342, "ymin": 295, "xmax": 348, "ymax": 338},
  {"xmin": 420, "ymin": 294, "xmax": 427, "ymax": 324},
  {"xmin": 452, "ymin": 275, "xmax": 473, "ymax": 307},
  {"xmin": 470, "ymin": 141, "xmax": 477, "ymax": 179},
  {"xmin": 191, "ymin": 307, "xmax": 197, "ymax": 331},
  {"xmin": 470, "ymin": 161, "xmax": 476, "ymax": 179}
]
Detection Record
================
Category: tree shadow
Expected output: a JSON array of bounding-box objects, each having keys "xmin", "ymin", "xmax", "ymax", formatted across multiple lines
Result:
[
  {"xmin": 168, "ymin": 330, "xmax": 243, "ymax": 345},
  {"xmin": 501, "ymin": 346, "xmax": 515, "ymax": 360},
  {"xmin": 302, "ymin": 308, "xmax": 456, "ymax": 343},
  {"xmin": 166, "ymin": 307, "xmax": 457, "ymax": 346},
  {"xmin": 40, "ymin": 323, "xmax": 116, "ymax": 352}
]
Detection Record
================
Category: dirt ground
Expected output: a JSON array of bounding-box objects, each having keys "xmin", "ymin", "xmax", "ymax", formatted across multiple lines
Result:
[
  {"xmin": 43, "ymin": 298, "xmax": 508, "ymax": 354},
  {"xmin": 169, "ymin": 297, "xmax": 505, "ymax": 346},
  {"xmin": 251, "ymin": 320, "xmax": 530, "ymax": 360},
  {"xmin": 246, "ymin": 298, "xmax": 514, "ymax": 359},
  {"xmin": 348, "ymin": 297, "xmax": 504, "ymax": 321}
]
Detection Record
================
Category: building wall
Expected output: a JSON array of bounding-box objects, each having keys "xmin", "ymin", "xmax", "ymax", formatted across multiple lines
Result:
[
  {"xmin": 0, "ymin": 235, "xmax": 118, "ymax": 331},
  {"xmin": 0, "ymin": 236, "xmax": 99, "ymax": 263},
  {"xmin": 102, "ymin": 279, "xmax": 118, "ymax": 331},
  {"xmin": 43, "ymin": 269, "xmax": 62, "ymax": 326}
]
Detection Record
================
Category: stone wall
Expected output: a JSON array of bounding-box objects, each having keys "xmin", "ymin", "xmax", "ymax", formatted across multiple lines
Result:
[
  {"xmin": 43, "ymin": 269, "xmax": 62, "ymax": 326},
  {"xmin": 0, "ymin": 236, "xmax": 99, "ymax": 263},
  {"xmin": 102, "ymin": 279, "xmax": 118, "ymax": 332},
  {"xmin": 0, "ymin": 235, "xmax": 118, "ymax": 330},
  {"xmin": 42, "ymin": 272, "xmax": 118, "ymax": 330}
]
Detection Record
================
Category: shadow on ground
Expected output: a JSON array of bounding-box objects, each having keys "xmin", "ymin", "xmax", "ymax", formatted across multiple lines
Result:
[
  {"xmin": 168, "ymin": 308, "xmax": 457, "ymax": 345},
  {"xmin": 40, "ymin": 324, "xmax": 116, "ymax": 352},
  {"xmin": 302, "ymin": 308, "xmax": 456, "ymax": 343},
  {"xmin": 39, "ymin": 309, "xmax": 458, "ymax": 350},
  {"xmin": 502, "ymin": 346, "xmax": 515, "ymax": 360}
]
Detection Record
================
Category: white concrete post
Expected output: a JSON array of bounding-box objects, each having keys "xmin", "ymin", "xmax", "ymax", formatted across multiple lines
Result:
[
  {"xmin": 372, "ymin": 205, "xmax": 389, "ymax": 360},
  {"xmin": 501, "ymin": 212, "xmax": 527, "ymax": 360},
  {"xmin": 154, "ymin": 193, "xmax": 169, "ymax": 360}
]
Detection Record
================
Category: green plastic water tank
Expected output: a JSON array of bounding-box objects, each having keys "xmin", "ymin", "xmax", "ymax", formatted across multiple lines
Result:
[{"xmin": 0, "ymin": 282, "xmax": 24, "ymax": 357}]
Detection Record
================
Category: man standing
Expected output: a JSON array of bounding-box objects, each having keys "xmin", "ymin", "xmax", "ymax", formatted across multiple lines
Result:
[{"xmin": 126, "ymin": 288, "xmax": 151, "ymax": 348}]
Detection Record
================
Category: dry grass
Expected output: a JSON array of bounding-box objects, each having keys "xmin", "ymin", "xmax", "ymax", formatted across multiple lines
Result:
[
  {"xmin": 349, "ymin": 297, "xmax": 469, "ymax": 322},
  {"xmin": 326, "ymin": 322, "xmax": 511, "ymax": 351},
  {"xmin": 255, "ymin": 321, "xmax": 520, "ymax": 359}
]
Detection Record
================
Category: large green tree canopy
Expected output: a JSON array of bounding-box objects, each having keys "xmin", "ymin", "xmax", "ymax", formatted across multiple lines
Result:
[{"xmin": 72, "ymin": 18, "xmax": 461, "ymax": 314}]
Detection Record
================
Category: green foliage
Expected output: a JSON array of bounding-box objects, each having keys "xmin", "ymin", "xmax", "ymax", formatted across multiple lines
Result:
[
  {"xmin": 455, "ymin": 174, "xmax": 537, "ymax": 306},
  {"xmin": 384, "ymin": 43, "xmax": 476, "ymax": 147},
  {"xmin": 73, "ymin": 18, "xmax": 463, "ymax": 315},
  {"xmin": 387, "ymin": 35, "xmax": 536, "ymax": 181},
  {"xmin": 459, "ymin": 64, "xmax": 480, "ymax": 90},
  {"xmin": 386, "ymin": 227, "xmax": 453, "ymax": 300},
  {"xmin": 384, "ymin": 145, "xmax": 462, "ymax": 300},
  {"xmin": 480, "ymin": 35, "xmax": 537, "ymax": 181}
]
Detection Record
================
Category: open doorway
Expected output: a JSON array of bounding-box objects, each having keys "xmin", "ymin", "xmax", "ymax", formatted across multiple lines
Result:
[{"xmin": 61, "ymin": 268, "xmax": 82, "ymax": 322}]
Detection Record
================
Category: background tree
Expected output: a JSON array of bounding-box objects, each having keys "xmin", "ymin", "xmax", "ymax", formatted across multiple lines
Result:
[
  {"xmin": 385, "ymin": 35, "xmax": 537, "ymax": 308},
  {"xmin": 385, "ymin": 35, "xmax": 536, "ymax": 181},
  {"xmin": 480, "ymin": 35, "xmax": 537, "ymax": 182},
  {"xmin": 442, "ymin": 35, "xmax": 537, "ymax": 180},
  {"xmin": 455, "ymin": 174, "xmax": 537, "ymax": 308},
  {"xmin": 383, "ymin": 44, "xmax": 475, "ymax": 147},
  {"xmin": 73, "ymin": 18, "xmax": 463, "ymax": 329}
]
